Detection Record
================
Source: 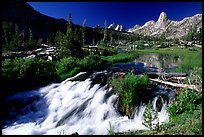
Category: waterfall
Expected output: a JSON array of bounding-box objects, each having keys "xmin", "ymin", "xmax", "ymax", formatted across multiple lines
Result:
[{"xmin": 2, "ymin": 71, "xmax": 169, "ymax": 135}]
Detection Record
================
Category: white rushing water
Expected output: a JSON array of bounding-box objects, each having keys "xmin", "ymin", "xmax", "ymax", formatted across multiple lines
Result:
[{"xmin": 2, "ymin": 72, "xmax": 169, "ymax": 135}]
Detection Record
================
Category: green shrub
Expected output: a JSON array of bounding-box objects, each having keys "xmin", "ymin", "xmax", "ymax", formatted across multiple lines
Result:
[
  {"xmin": 56, "ymin": 56, "xmax": 79, "ymax": 76},
  {"xmin": 2, "ymin": 58, "xmax": 56, "ymax": 81},
  {"xmin": 110, "ymin": 73, "xmax": 150, "ymax": 116},
  {"xmin": 167, "ymin": 89, "xmax": 202, "ymax": 117},
  {"xmin": 142, "ymin": 101, "xmax": 159, "ymax": 132},
  {"xmin": 55, "ymin": 55, "xmax": 106, "ymax": 80},
  {"xmin": 29, "ymin": 58, "xmax": 56, "ymax": 81},
  {"xmin": 2, "ymin": 59, "xmax": 12, "ymax": 79},
  {"xmin": 79, "ymin": 55, "xmax": 106, "ymax": 70},
  {"xmin": 58, "ymin": 67, "xmax": 81, "ymax": 81},
  {"xmin": 2, "ymin": 58, "xmax": 33, "ymax": 81},
  {"xmin": 108, "ymin": 121, "xmax": 115, "ymax": 135},
  {"xmin": 98, "ymin": 40, "xmax": 106, "ymax": 47},
  {"xmin": 2, "ymin": 58, "xmax": 57, "ymax": 96}
]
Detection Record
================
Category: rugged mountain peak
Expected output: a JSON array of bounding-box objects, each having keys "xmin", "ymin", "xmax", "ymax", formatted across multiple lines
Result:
[
  {"xmin": 133, "ymin": 24, "xmax": 141, "ymax": 29},
  {"xmin": 108, "ymin": 23, "xmax": 116, "ymax": 28},
  {"xmin": 157, "ymin": 12, "xmax": 168, "ymax": 23},
  {"xmin": 143, "ymin": 20, "xmax": 155, "ymax": 27},
  {"xmin": 108, "ymin": 23, "xmax": 124, "ymax": 31},
  {"xmin": 128, "ymin": 12, "xmax": 202, "ymax": 39},
  {"xmin": 155, "ymin": 12, "xmax": 170, "ymax": 28}
]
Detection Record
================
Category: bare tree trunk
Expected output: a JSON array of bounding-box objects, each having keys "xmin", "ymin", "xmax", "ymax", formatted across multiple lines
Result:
[{"xmin": 149, "ymin": 78, "xmax": 200, "ymax": 92}]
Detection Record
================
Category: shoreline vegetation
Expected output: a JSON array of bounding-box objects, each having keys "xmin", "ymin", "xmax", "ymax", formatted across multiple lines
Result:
[
  {"xmin": 2, "ymin": 47, "xmax": 201, "ymax": 95},
  {"xmin": 2, "ymin": 16, "xmax": 202, "ymax": 135},
  {"xmin": 2, "ymin": 47, "xmax": 202, "ymax": 135}
]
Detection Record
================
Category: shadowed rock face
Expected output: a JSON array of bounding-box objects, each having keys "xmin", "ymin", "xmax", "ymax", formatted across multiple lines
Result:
[
  {"xmin": 128, "ymin": 12, "xmax": 202, "ymax": 39},
  {"xmin": 1, "ymin": 2, "xmax": 80, "ymax": 39},
  {"xmin": 1, "ymin": 2, "xmax": 116, "ymax": 45}
]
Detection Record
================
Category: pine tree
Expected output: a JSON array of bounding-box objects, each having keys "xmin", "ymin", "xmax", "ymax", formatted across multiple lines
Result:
[
  {"xmin": 58, "ymin": 13, "xmax": 83, "ymax": 58},
  {"xmin": 28, "ymin": 28, "xmax": 35, "ymax": 48},
  {"xmin": 103, "ymin": 19, "xmax": 107, "ymax": 42},
  {"xmin": 82, "ymin": 19, "xmax": 87, "ymax": 47},
  {"xmin": 2, "ymin": 22, "xmax": 22, "ymax": 51},
  {"xmin": 47, "ymin": 33, "xmax": 55, "ymax": 46},
  {"xmin": 63, "ymin": 13, "xmax": 74, "ymax": 56},
  {"xmin": 54, "ymin": 31, "xmax": 63, "ymax": 48},
  {"xmin": 109, "ymin": 33, "xmax": 113, "ymax": 45},
  {"xmin": 92, "ymin": 38, "xmax": 95, "ymax": 46},
  {"xmin": 2, "ymin": 21, "xmax": 9, "ymax": 50},
  {"xmin": 13, "ymin": 24, "xmax": 21, "ymax": 50},
  {"xmin": 68, "ymin": 13, "xmax": 72, "ymax": 27},
  {"xmin": 29, "ymin": 28, "xmax": 33, "ymax": 43}
]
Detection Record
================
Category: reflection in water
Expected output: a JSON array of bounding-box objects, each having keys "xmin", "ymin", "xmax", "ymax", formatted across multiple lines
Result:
[
  {"xmin": 134, "ymin": 53, "xmax": 182, "ymax": 72},
  {"xmin": 112, "ymin": 53, "xmax": 182, "ymax": 74}
]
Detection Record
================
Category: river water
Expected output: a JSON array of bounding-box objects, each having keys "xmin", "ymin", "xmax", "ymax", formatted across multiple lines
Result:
[{"xmin": 2, "ymin": 53, "xmax": 181, "ymax": 135}]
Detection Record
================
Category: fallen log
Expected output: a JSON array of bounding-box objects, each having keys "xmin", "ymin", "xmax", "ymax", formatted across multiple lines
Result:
[
  {"xmin": 149, "ymin": 78, "xmax": 200, "ymax": 92},
  {"xmin": 165, "ymin": 76, "xmax": 186, "ymax": 83},
  {"xmin": 146, "ymin": 72, "xmax": 188, "ymax": 79}
]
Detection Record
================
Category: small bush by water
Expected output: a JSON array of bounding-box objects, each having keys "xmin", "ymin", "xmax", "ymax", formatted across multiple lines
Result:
[
  {"xmin": 2, "ymin": 58, "xmax": 57, "ymax": 96},
  {"xmin": 79, "ymin": 54, "xmax": 107, "ymax": 71},
  {"xmin": 2, "ymin": 54, "xmax": 108, "ymax": 95},
  {"xmin": 167, "ymin": 89, "xmax": 202, "ymax": 117},
  {"xmin": 110, "ymin": 73, "xmax": 150, "ymax": 117}
]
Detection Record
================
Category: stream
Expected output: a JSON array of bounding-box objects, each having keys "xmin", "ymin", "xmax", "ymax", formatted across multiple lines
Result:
[{"xmin": 2, "ymin": 53, "xmax": 182, "ymax": 135}]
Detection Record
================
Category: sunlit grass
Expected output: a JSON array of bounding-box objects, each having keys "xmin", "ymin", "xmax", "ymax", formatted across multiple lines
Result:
[
  {"xmin": 114, "ymin": 46, "xmax": 202, "ymax": 135},
  {"xmin": 136, "ymin": 46, "xmax": 202, "ymax": 75}
]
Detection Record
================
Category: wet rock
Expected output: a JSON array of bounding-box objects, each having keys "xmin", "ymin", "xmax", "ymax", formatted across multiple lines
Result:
[
  {"xmin": 70, "ymin": 71, "xmax": 93, "ymax": 82},
  {"xmin": 71, "ymin": 132, "xmax": 79, "ymax": 135}
]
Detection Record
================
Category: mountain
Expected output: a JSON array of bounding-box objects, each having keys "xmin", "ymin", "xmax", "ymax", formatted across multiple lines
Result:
[
  {"xmin": 108, "ymin": 23, "xmax": 125, "ymax": 31},
  {"xmin": 1, "ymin": 2, "xmax": 121, "ymax": 44},
  {"xmin": 128, "ymin": 12, "xmax": 202, "ymax": 39},
  {"xmin": 2, "ymin": 2, "xmax": 201, "ymax": 42},
  {"xmin": 1, "ymin": 2, "xmax": 92, "ymax": 40}
]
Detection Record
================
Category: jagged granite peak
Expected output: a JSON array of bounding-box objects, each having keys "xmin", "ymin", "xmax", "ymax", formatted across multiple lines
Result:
[
  {"xmin": 128, "ymin": 12, "xmax": 202, "ymax": 39},
  {"xmin": 154, "ymin": 12, "xmax": 171, "ymax": 29},
  {"xmin": 128, "ymin": 24, "xmax": 141, "ymax": 32},
  {"xmin": 157, "ymin": 12, "xmax": 168, "ymax": 24},
  {"xmin": 133, "ymin": 24, "xmax": 141, "ymax": 29},
  {"xmin": 108, "ymin": 23, "xmax": 116, "ymax": 28},
  {"xmin": 144, "ymin": 20, "xmax": 155, "ymax": 27},
  {"xmin": 108, "ymin": 23, "xmax": 124, "ymax": 31}
]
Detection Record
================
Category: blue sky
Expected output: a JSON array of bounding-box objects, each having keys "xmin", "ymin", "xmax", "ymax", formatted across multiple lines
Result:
[{"xmin": 27, "ymin": 2, "xmax": 202, "ymax": 29}]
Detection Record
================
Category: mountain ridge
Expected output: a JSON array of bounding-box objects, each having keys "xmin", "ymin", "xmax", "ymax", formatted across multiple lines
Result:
[
  {"xmin": 2, "ymin": 2, "xmax": 202, "ymax": 40},
  {"xmin": 108, "ymin": 23, "xmax": 125, "ymax": 31},
  {"xmin": 128, "ymin": 12, "xmax": 202, "ymax": 39}
]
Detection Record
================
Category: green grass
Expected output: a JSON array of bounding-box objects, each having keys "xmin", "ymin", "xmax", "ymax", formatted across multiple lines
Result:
[
  {"xmin": 116, "ymin": 104, "xmax": 202, "ymax": 135},
  {"xmin": 136, "ymin": 46, "xmax": 202, "ymax": 74},
  {"xmin": 113, "ymin": 46, "xmax": 202, "ymax": 135},
  {"xmin": 163, "ymin": 106, "xmax": 202, "ymax": 135},
  {"xmin": 102, "ymin": 52, "xmax": 139, "ymax": 64}
]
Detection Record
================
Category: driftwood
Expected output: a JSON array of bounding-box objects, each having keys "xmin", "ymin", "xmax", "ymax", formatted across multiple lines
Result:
[
  {"xmin": 115, "ymin": 70, "xmax": 201, "ymax": 92},
  {"xmin": 164, "ymin": 76, "xmax": 186, "ymax": 84},
  {"xmin": 149, "ymin": 78, "xmax": 200, "ymax": 92},
  {"xmin": 146, "ymin": 72, "xmax": 188, "ymax": 79}
]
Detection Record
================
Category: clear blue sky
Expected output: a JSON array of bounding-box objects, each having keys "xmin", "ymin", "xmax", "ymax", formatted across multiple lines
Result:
[{"xmin": 27, "ymin": 2, "xmax": 202, "ymax": 29}]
